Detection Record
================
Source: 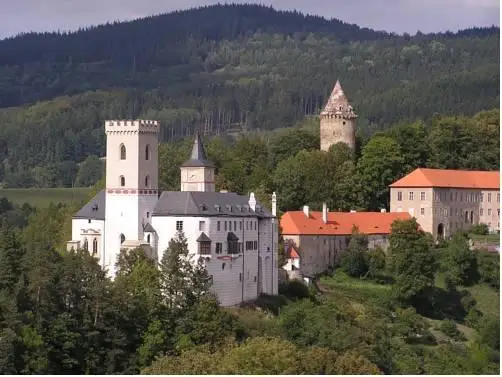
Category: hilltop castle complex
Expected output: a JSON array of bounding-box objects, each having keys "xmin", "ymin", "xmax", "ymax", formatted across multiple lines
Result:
[{"xmin": 68, "ymin": 120, "xmax": 278, "ymax": 306}]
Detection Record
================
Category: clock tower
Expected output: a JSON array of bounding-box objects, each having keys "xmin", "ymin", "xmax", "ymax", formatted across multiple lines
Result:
[{"xmin": 180, "ymin": 132, "xmax": 215, "ymax": 192}]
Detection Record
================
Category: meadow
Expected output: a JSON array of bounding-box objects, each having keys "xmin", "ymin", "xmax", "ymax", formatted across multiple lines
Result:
[{"xmin": 0, "ymin": 187, "xmax": 91, "ymax": 207}]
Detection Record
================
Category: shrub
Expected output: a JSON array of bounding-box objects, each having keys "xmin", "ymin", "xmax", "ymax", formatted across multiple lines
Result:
[
  {"xmin": 439, "ymin": 320, "xmax": 465, "ymax": 341},
  {"xmin": 470, "ymin": 223, "xmax": 489, "ymax": 235},
  {"xmin": 278, "ymin": 280, "xmax": 311, "ymax": 300},
  {"xmin": 465, "ymin": 307, "xmax": 483, "ymax": 329},
  {"xmin": 477, "ymin": 252, "xmax": 499, "ymax": 289}
]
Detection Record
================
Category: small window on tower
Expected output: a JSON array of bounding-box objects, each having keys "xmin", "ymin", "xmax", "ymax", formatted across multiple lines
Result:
[
  {"xmin": 92, "ymin": 238, "xmax": 98, "ymax": 255},
  {"xmin": 145, "ymin": 144, "xmax": 150, "ymax": 160},
  {"xmin": 145, "ymin": 175, "xmax": 150, "ymax": 188},
  {"xmin": 120, "ymin": 176, "xmax": 125, "ymax": 187},
  {"xmin": 176, "ymin": 221, "xmax": 183, "ymax": 231},
  {"xmin": 120, "ymin": 144, "xmax": 126, "ymax": 160},
  {"xmin": 120, "ymin": 234, "xmax": 125, "ymax": 244}
]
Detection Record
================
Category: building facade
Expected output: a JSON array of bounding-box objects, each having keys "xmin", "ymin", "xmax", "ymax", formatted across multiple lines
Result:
[
  {"xmin": 68, "ymin": 121, "xmax": 278, "ymax": 307},
  {"xmin": 320, "ymin": 80, "xmax": 357, "ymax": 152},
  {"xmin": 389, "ymin": 168, "xmax": 500, "ymax": 238},
  {"xmin": 280, "ymin": 204, "xmax": 411, "ymax": 278}
]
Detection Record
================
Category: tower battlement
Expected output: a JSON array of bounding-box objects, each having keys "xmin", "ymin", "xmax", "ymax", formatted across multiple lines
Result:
[
  {"xmin": 105, "ymin": 119, "xmax": 160, "ymax": 134},
  {"xmin": 320, "ymin": 111, "xmax": 358, "ymax": 120}
]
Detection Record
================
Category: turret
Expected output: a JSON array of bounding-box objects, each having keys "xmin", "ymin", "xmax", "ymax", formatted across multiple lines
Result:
[{"xmin": 180, "ymin": 132, "xmax": 215, "ymax": 192}]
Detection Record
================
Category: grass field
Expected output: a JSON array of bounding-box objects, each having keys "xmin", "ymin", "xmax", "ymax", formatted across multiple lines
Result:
[
  {"xmin": 0, "ymin": 188, "xmax": 92, "ymax": 207},
  {"xmin": 468, "ymin": 233, "xmax": 500, "ymax": 244}
]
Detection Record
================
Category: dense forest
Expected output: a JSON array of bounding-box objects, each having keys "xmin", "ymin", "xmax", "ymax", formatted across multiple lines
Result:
[{"xmin": 0, "ymin": 4, "xmax": 499, "ymax": 187}]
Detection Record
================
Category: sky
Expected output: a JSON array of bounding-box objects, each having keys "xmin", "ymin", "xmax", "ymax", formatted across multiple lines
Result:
[{"xmin": 0, "ymin": 0, "xmax": 499, "ymax": 39}]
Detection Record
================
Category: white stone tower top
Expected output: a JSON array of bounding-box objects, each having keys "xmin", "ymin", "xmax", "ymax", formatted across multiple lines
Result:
[
  {"xmin": 320, "ymin": 80, "xmax": 358, "ymax": 120},
  {"xmin": 105, "ymin": 119, "xmax": 160, "ymax": 134}
]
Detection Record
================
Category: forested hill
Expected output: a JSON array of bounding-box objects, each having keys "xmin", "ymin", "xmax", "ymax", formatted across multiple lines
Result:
[{"xmin": 0, "ymin": 4, "xmax": 499, "ymax": 187}]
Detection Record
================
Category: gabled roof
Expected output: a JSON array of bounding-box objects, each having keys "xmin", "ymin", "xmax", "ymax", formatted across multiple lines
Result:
[
  {"xmin": 73, "ymin": 190, "xmax": 105, "ymax": 220},
  {"xmin": 181, "ymin": 132, "xmax": 215, "ymax": 168},
  {"xmin": 227, "ymin": 232, "xmax": 239, "ymax": 241},
  {"xmin": 285, "ymin": 243, "xmax": 300, "ymax": 259},
  {"xmin": 389, "ymin": 168, "xmax": 500, "ymax": 189},
  {"xmin": 152, "ymin": 191, "xmax": 273, "ymax": 218},
  {"xmin": 281, "ymin": 211, "xmax": 411, "ymax": 236},
  {"xmin": 196, "ymin": 232, "xmax": 211, "ymax": 242},
  {"xmin": 143, "ymin": 223, "xmax": 156, "ymax": 233}
]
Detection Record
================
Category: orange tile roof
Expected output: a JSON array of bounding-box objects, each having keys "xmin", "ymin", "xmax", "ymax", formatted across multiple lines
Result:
[
  {"xmin": 281, "ymin": 211, "xmax": 411, "ymax": 236},
  {"xmin": 390, "ymin": 168, "xmax": 500, "ymax": 189}
]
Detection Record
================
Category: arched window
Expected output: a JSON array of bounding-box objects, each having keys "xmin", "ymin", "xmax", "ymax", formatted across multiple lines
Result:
[
  {"xmin": 145, "ymin": 144, "xmax": 150, "ymax": 160},
  {"xmin": 83, "ymin": 237, "xmax": 88, "ymax": 251},
  {"xmin": 92, "ymin": 238, "xmax": 98, "ymax": 255},
  {"xmin": 120, "ymin": 176, "xmax": 125, "ymax": 187},
  {"xmin": 120, "ymin": 234, "xmax": 125, "ymax": 244},
  {"xmin": 145, "ymin": 175, "xmax": 150, "ymax": 188},
  {"xmin": 222, "ymin": 263, "xmax": 226, "ymax": 270},
  {"xmin": 120, "ymin": 144, "xmax": 126, "ymax": 160},
  {"xmin": 147, "ymin": 234, "xmax": 151, "ymax": 244}
]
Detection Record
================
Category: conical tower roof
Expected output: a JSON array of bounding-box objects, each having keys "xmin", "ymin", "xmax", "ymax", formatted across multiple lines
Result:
[
  {"xmin": 321, "ymin": 80, "xmax": 357, "ymax": 119},
  {"xmin": 181, "ymin": 132, "xmax": 215, "ymax": 168}
]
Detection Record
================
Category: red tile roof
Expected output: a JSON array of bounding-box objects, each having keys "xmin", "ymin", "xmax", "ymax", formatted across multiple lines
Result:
[
  {"xmin": 390, "ymin": 168, "xmax": 500, "ymax": 189},
  {"xmin": 281, "ymin": 211, "xmax": 411, "ymax": 236}
]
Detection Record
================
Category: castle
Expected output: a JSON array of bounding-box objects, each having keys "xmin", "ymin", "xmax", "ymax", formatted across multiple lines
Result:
[
  {"xmin": 67, "ymin": 120, "xmax": 278, "ymax": 307},
  {"xmin": 320, "ymin": 80, "xmax": 357, "ymax": 151}
]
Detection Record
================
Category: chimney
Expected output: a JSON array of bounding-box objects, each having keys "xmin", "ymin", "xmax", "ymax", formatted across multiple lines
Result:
[
  {"xmin": 380, "ymin": 208, "xmax": 386, "ymax": 213},
  {"xmin": 322, "ymin": 202, "xmax": 328, "ymax": 223},
  {"xmin": 303, "ymin": 205, "xmax": 309, "ymax": 217},
  {"xmin": 272, "ymin": 192, "xmax": 277, "ymax": 217},
  {"xmin": 249, "ymin": 192, "xmax": 256, "ymax": 212}
]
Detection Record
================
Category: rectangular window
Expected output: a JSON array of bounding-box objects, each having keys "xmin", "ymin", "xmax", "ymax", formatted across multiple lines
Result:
[
  {"xmin": 498, "ymin": 209, "xmax": 500, "ymax": 217},
  {"xmin": 199, "ymin": 221, "xmax": 205, "ymax": 232},
  {"xmin": 234, "ymin": 221, "xmax": 237, "ymax": 230},
  {"xmin": 488, "ymin": 209, "xmax": 492, "ymax": 216},
  {"xmin": 480, "ymin": 193, "xmax": 484, "ymax": 202},
  {"xmin": 215, "ymin": 242, "xmax": 223, "ymax": 254},
  {"xmin": 449, "ymin": 208, "xmax": 453, "ymax": 216},
  {"xmin": 420, "ymin": 208, "xmax": 425, "ymax": 215},
  {"xmin": 488, "ymin": 193, "xmax": 492, "ymax": 203},
  {"xmin": 498, "ymin": 193, "xmax": 500, "ymax": 203},
  {"xmin": 198, "ymin": 241, "xmax": 211, "ymax": 255},
  {"xmin": 254, "ymin": 241, "xmax": 258, "ymax": 250},
  {"xmin": 239, "ymin": 221, "xmax": 242, "ymax": 230},
  {"xmin": 228, "ymin": 240, "xmax": 239, "ymax": 254},
  {"xmin": 421, "ymin": 192, "xmax": 426, "ymax": 201},
  {"xmin": 224, "ymin": 221, "xmax": 227, "ymax": 231},
  {"xmin": 409, "ymin": 192, "xmax": 414, "ymax": 201},
  {"xmin": 455, "ymin": 208, "xmax": 458, "ymax": 216},
  {"xmin": 176, "ymin": 221, "xmax": 183, "ymax": 231},
  {"xmin": 397, "ymin": 191, "xmax": 402, "ymax": 201},
  {"xmin": 480, "ymin": 208, "xmax": 484, "ymax": 216},
  {"xmin": 217, "ymin": 221, "xmax": 221, "ymax": 231},
  {"xmin": 455, "ymin": 192, "xmax": 458, "ymax": 201},
  {"xmin": 229, "ymin": 221, "xmax": 232, "ymax": 231}
]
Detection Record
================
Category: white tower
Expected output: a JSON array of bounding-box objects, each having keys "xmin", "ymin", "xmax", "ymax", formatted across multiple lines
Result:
[
  {"xmin": 103, "ymin": 119, "xmax": 160, "ymax": 277},
  {"xmin": 180, "ymin": 132, "xmax": 215, "ymax": 192}
]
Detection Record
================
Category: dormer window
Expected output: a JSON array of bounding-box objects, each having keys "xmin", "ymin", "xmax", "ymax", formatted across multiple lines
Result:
[
  {"xmin": 226, "ymin": 205, "xmax": 232, "ymax": 212},
  {"xmin": 214, "ymin": 204, "xmax": 221, "ymax": 212}
]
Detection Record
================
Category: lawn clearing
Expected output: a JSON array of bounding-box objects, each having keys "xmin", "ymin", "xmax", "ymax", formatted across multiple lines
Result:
[{"xmin": 0, "ymin": 188, "xmax": 91, "ymax": 207}]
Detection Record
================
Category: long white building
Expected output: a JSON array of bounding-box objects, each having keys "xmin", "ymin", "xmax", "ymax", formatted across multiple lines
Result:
[{"xmin": 67, "ymin": 119, "xmax": 278, "ymax": 306}]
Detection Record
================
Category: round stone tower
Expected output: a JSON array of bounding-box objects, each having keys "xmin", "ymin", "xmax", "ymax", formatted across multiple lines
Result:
[{"xmin": 320, "ymin": 80, "xmax": 357, "ymax": 152}]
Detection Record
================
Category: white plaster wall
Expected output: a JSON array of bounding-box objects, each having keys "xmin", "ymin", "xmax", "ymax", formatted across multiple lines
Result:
[
  {"xmin": 71, "ymin": 218, "xmax": 105, "ymax": 267},
  {"xmin": 180, "ymin": 167, "xmax": 215, "ymax": 192},
  {"xmin": 152, "ymin": 215, "xmax": 272, "ymax": 306}
]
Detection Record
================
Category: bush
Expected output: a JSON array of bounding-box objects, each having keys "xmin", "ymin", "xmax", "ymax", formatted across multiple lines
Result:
[
  {"xmin": 465, "ymin": 307, "xmax": 483, "ymax": 329},
  {"xmin": 439, "ymin": 320, "xmax": 465, "ymax": 341},
  {"xmin": 470, "ymin": 223, "xmax": 489, "ymax": 235},
  {"xmin": 368, "ymin": 247, "xmax": 386, "ymax": 275},
  {"xmin": 477, "ymin": 252, "xmax": 499, "ymax": 289},
  {"xmin": 278, "ymin": 280, "xmax": 311, "ymax": 301},
  {"xmin": 477, "ymin": 316, "xmax": 500, "ymax": 350},
  {"xmin": 460, "ymin": 291, "xmax": 476, "ymax": 311}
]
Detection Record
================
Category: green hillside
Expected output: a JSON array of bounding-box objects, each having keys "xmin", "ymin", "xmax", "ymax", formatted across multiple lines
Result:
[{"xmin": 0, "ymin": 4, "xmax": 499, "ymax": 188}]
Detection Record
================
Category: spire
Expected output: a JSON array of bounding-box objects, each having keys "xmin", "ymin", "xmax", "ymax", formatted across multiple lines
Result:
[
  {"xmin": 321, "ymin": 80, "xmax": 357, "ymax": 118},
  {"xmin": 181, "ymin": 132, "xmax": 214, "ymax": 168}
]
